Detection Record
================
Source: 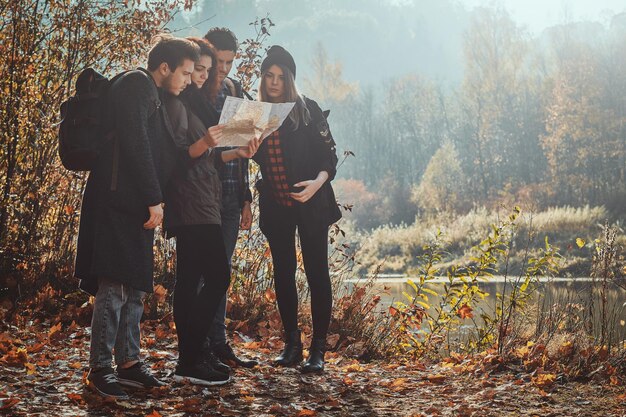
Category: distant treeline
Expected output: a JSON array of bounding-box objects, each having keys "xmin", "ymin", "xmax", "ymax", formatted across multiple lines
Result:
[{"xmin": 307, "ymin": 9, "xmax": 626, "ymax": 229}]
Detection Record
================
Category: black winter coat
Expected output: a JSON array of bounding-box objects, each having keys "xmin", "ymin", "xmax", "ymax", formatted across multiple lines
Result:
[
  {"xmin": 74, "ymin": 69, "xmax": 176, "ymax": 295},
  {"xmin": 254, "ymin": 97, "xmax": 341, "ymax": 234}
]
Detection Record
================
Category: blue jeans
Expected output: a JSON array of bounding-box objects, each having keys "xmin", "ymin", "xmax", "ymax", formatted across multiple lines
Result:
[
  {"xmin": 208, "ymin": 192, "xmax": 240, "ymax": 346},
  {"xmin": 89, "ymin": 277, "xmax": 145, "ymax": 369}
]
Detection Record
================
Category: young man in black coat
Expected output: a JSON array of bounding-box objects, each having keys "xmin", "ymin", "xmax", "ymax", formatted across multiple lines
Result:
[{"xmin": 74, "ymin": 35, "xmax": 200, "ymax": 399}]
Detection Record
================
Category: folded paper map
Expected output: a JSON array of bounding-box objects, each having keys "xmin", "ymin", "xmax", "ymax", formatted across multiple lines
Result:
[{"xmin": 216, "ymin": 96, "xmax": 295, "ymax": 147}]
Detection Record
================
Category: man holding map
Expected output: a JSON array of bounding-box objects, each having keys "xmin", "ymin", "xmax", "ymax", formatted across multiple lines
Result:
[{"xmin": 202, "ymin": 27, "xmax": 258, "ymax": 369}]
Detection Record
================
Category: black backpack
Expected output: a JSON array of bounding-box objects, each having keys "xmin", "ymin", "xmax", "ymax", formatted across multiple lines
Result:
[{"xmin": 58, "ymin": 68, "xmax": 124, "ymax": 171}]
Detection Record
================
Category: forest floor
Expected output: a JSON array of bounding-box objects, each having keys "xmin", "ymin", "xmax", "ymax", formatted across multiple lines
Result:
[{"xmin": 1, "ymin": 319, "xmax": 625, "ymax": 417}]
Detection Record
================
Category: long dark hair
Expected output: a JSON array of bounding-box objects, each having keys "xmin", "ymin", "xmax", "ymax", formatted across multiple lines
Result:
[
  {"xmin": 188, "ymin": 37, "xmax": 216, "ymax": 92},
  {"xmin": 258, "ymin": 64, "xmax": 311, "ymax": 130},
  {"xmin": 187, "ymin": 36, "xmax": 216, "ymax": 62},
  {"xmin": 181, "ymin": 37, "xmax": 216, "ymax": 100}
]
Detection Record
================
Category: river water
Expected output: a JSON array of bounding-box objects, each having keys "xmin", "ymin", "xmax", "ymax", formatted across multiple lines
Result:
[{"xmin": 344, "ymin": 276, "xmax": 626, "ymax": 343}]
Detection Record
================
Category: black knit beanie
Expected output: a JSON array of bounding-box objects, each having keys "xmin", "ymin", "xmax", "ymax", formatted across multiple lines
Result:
[{"xmin": 261, "ymin": 45, "xmax": 296, "ymax": 79}]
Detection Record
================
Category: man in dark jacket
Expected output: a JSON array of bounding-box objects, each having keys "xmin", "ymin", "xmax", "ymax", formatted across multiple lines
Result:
[
  {"xmin": 74, "ymin": 35, "xmax": 200, "ymax": 399},
  {"xmin": 203, "ymin": 27, "xmax": 257, "ymax": 369}
]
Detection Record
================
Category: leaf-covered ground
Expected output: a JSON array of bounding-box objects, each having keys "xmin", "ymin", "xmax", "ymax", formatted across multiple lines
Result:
[{"xmin": 1, "ymin": 320, "xmax": 625, "ymax": 417}]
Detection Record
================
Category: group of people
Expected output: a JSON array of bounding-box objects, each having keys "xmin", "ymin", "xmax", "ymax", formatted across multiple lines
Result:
[{"xmin": 74, "ymin": 27, "xmax": 341, "ymax": 400}]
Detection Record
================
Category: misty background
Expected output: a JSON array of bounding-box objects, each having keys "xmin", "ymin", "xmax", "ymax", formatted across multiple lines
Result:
[
  {"xmin": 175, "ymin": 0, "xmax": 626, "ymax": 85},
  {"xmin": 170, "ymin": 0, "xmax": 626, "ymax": 236}
]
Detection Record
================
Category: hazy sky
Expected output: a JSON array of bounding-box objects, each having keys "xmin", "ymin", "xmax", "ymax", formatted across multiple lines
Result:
[
  {"xmin": 177, "ymin": 0, "xmax": 626, "ymax": 87},
  {"xmin": 462, "ymin": 0, "xmax": 625, "ymax": 34}
]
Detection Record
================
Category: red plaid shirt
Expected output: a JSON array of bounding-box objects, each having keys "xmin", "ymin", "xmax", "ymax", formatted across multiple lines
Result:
[{"xmin": 264, "ymin": 130, "xmax": 294, "ymax": 207}]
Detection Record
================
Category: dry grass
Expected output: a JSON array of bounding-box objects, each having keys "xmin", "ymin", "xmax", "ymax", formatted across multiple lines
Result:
[{"xmin": 352, "ymin": 206, "xmax": 613, "ymax": 275}]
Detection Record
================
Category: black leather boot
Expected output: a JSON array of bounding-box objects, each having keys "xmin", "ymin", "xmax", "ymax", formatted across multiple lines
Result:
[
  {"xmin": 273, "ymin": 330, "xmax": 303, "ymax": 367},
  {"xmin": 301, "ymin": 338, "xmax": 326, "ymax": 373}
]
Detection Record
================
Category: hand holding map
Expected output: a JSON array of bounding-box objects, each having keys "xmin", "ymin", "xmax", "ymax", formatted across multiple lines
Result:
[{"xmin": 216, "ymin": 96, "xmax": 295, "ymax": 147}]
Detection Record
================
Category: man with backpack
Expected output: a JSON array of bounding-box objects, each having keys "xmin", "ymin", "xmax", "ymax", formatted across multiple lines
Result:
[
  {"xmin": 202, "ymin": 27, "xmax": 258, "ymax": 370},
  {"xmin": 73, "ymin": 35, "xmax": 200, "ymax": 399}
]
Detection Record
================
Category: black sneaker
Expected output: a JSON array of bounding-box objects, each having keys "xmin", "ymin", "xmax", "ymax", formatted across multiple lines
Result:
[
  {"xmin": 213, "ymin": 342, "xmax": 258, "ymax": 368},
  {"xmin": 87, "ymin": 367, "xmax": 129, "ymax": 400},
  {"xmin": 117, "ymin": 361, "xmax": 166, "ymax": 389},
  {"xmin": 173, "ymin": 362, "xmax": 231, "ymax": 386},
  {"xmin": 203, "ymin": 350, "xmax": 231, "ymax": 374}
]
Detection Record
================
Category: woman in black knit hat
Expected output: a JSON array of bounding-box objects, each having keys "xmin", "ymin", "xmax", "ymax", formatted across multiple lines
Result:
[{"xmin": 254, "ymin": 45, "xmax": 341, "ymax": 372}]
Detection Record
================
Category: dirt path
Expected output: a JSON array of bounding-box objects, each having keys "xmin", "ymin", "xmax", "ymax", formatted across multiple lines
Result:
[{"xmin": 1, "ymin": 320, "xmax": 624, "ymax": 417}]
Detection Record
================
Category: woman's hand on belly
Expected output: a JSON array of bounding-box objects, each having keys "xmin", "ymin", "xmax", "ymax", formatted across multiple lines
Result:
[{"xmin": 289, "ymin": 171, "xmax": 329, "ymax": 203}]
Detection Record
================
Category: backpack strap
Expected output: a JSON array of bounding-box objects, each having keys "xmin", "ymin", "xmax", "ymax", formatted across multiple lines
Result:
[
  {"xmin": 225, "ymin": 77, "xmax": 253, "ymax": 100},
  {"xmin": 158, "ymin": 99, "xmax": 173, "ymax": 139},
  {"xmin": 241, "ymin": 89, "xmax": 253, "ymax": 100},
  {"xmin": 109, "ymin": 70, "xmax": 133, "ymax": 192},
  {"xmin": 110, "ymin": 69, "xmax": 160, "ymax": 192},
  {"xmin": 110, "ymin": 132, "xmax": 120, "ymax": 191},
  {"xmin": 224, "ymin": 78, "xmax": 237, "ymax": 97}
]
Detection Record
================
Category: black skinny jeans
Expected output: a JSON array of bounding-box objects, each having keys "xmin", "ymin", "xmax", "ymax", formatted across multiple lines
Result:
[
  {"xmin": 264, "ymin": 208, "xmax": 332, "ymax": 340},
  {"xmin": 173, "ymin": 224, "xmax": 230, "ymax": 365}
]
